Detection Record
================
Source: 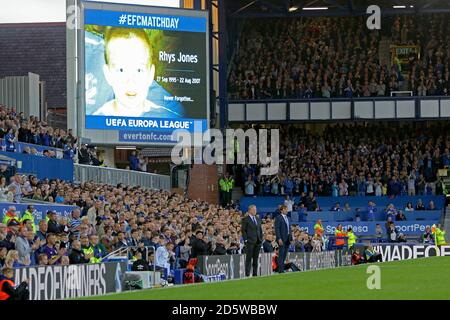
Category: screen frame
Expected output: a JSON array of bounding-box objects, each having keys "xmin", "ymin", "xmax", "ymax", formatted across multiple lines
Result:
[
  {"xmin": 75, "ymin": 0, "xmax": 210, "ymax": 146},
  {"xmin": 82, "ymin": 0, "xmax": 181, "ymax": 8}
]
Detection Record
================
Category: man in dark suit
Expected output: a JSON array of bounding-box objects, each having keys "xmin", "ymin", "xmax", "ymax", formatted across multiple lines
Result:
[
  {"xmin": 274, "ymin": 205, "xmax": 292, "ymax": 273},
  {"xmin": 241, "ymin": 205, "xmax": 263, "ymax": 277},
  {"xmin": 190, "ymin": 230, "xmax": 208, "ymax": 258}
]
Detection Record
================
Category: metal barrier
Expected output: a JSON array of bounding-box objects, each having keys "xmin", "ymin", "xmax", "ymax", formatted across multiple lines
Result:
[
  {"xmin": 74, "ymin": 164, "xmax": 171, "ymax": 191},
  {"xmin": 102, "ymin": 245, "xmax": 157, "ymax": 287}
]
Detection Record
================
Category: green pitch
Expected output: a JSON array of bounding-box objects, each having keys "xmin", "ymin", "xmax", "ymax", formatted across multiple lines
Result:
[{"xmin": 85, "ymin": 256, "xmax": 450, "ymax": 300}]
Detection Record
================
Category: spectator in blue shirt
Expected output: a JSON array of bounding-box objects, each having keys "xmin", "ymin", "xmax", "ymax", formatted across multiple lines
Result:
[
  {"xmin": 129, "ymin": 151, "xmax": 140, "ymax": 171},
  {"xmin": 4, "ymin": 129, "xmax": 16, "ymax": 152},
  {"xmin": 331, "ymin": 181, "xmax": 339, "ymax": 197},
  {"xmin": 284, "ymin": 177, "xmax": 294, "ymax": 196},
  {"xmin": 63, "ymin": 143, "xmax": 75, "ymax": 160},
  {"xmin": 367, "ymin": 201, "xmax": 377, "ymax": 221},
  {"xmin": 40, "ymin": 129, "xmax": 51, "ymax": 146},
  {"xmin": 344, "ymin": 80, "xmax": 354, "ymax": 97},
  {"xmin": 386, "ymin": 204, "xmax": 397, "ymax": 221},
  {"xmin": 244, "ymin": 175, "xmax": 256, "ymax": 196},
  {"xmin": 357, "ymin": 176, "xmax": 366, "ymax": 196},
  {"xmin": 55, "ymin": 190, "xmax": 65, "ymax": 204}
]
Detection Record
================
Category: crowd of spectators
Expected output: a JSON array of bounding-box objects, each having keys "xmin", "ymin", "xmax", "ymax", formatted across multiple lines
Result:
[
  {"xmin": 0, "ymin": 176, "xmax": 244, "ymax": 271},
  {"xmin": 229, "ymin": 14, "xmax": 450, "ymax": 100},
  {"xmin": 0, "ymin": 105, "xmax": 77, "ymax": 160},
  {"xmin": 0, "ymin": 105, "xmax": 153, "ymax": 171},
  {"xmin": 241, "ymin": 122, "xmax": 449, "ymax": 198},
  {"xmin": 0, "ymin": 165, "xmax": 444, "ymax": 272},
  {"xmin": 0, "ymin": 104, "xmax": 108, "ymax": 167},
  {"xmin": 0, "ymin": 165, "xmax": 344, "ymax": 272}
]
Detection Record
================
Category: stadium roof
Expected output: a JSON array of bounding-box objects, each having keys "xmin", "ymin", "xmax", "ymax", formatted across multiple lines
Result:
[{"xmin": 228, "ymin": 0, "xmax": 450, "ymax": 18}]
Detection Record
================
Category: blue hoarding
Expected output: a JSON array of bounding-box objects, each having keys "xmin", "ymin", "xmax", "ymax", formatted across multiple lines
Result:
[
  {"xmin": 296, "ymin": 220, "xmax": 438, "ymax": 236},
  {"xmin": 0, "ymin": 151, "xmax": 74, "ymax": 182}
]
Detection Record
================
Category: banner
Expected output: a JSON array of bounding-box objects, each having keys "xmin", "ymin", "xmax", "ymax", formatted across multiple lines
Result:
[
  {"xmin": 200, "ymin": 254, "xmax": 246, "ymax": 280},
  {"xmin": 198, "ymin": 250, "xmax": 352, "ymax": 280},
  {"xmin": 0, "ymin": 202, "xmax": 78, "ymax": 225},
  {"xmin": 297, "ymin": 221, "xmax": 438, "ymax": 236},
  {"xmin": 14, "ymin": 261, "xmax": 127, "ymax": 300},
  {"xmin": 370, "ymin": 244, "xmax": 450, "ymax": 262}
]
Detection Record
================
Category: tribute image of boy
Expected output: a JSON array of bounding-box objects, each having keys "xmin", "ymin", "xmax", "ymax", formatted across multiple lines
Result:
[{"xmin": 93, "ymin": 28, "xmax": 182, "ymax": 118}]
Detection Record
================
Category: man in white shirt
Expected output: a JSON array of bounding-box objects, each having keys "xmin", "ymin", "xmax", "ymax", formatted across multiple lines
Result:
[
  {"xmin": 284, "ymin": 195, "xmax": 294, "ymax": 214},
  {"xmin": 244, "ymin": 176, "xmax": 256, "ymax": 196},
  {"xmin": 155, "ymin": 242, "xmax": 175, "ymax": 278}
]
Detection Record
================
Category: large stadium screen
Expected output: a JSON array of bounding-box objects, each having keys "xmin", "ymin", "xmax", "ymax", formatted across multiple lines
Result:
[{"xmin": 82, "ymin": 3, "xmax": 208, "ymax": 145}]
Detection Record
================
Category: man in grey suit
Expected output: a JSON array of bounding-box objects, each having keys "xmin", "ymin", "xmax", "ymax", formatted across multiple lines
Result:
[
  {"xmin": 241, "ymin": 205, "xmax": 263, "ymax": 277},
  {"xmin": 15, "ymin": 227, "xmax": 39, "ymax": 265}
]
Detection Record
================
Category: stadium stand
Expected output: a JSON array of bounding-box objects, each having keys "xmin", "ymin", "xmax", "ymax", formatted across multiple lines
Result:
[
  {"xmin": 238, "ymin": 122, "xmax": 450, "ymax": 198},
  {"xmin": 229, "ymin": 14, "xmax": 450, "ymax": 100},
  {"xmin": 1, "ymin": 2, "xmax": 450, "ymax": 300},
  {"xmin": 0, "ymin": 104, "xmax": 155, "ymax": 171}
]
